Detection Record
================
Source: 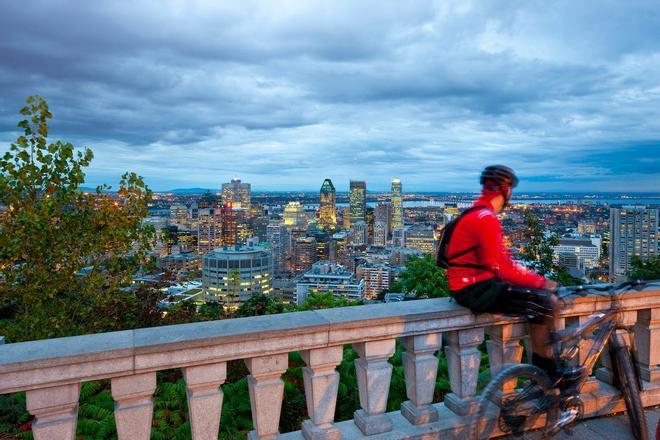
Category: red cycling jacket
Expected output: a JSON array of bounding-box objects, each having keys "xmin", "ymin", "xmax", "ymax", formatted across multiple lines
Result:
[{"xmin": 447, "ymin": 196, "xmax": 546, "ymax": 292}]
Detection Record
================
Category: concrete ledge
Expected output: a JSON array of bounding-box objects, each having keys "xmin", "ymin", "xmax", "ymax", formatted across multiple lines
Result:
[
  {"xmin": 280, "ymin": 378, "xmax": 660, "ymax": 440},
  {"xmin": 1, "ymin": 288, "xmax": 660, "ymax": 394}
]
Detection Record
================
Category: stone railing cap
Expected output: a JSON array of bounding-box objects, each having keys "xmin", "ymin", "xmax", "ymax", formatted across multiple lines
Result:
[
  {"xmin": 133, "ymin": 310, "xmax": 330, "ymax": 353},
  {"xmin": 0, "ymin": 330, "xmax": 134, "ymax": 373}
]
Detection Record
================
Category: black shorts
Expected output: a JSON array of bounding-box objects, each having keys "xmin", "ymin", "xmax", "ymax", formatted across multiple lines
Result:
[{"xmin": 450, "ymin": 279, "xmax": 555, "ymax": 324}]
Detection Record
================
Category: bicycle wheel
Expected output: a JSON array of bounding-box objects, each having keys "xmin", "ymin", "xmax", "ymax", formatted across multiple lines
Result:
[
  {"xmin": 610, "ymin": 333, "xmax": 648, "ymax": 440},
  {"xmin": 472, "ymin": 364, "xmax": 557, "ymax": 440}
]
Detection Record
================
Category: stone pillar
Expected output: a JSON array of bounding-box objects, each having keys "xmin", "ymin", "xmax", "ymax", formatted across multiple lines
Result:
[
  {"xmin": 183, "ymin": 362, "xmax": 227, "ymax": 440},
  {"xmin": 111, "ymin": 372, "xmax": 157, "ymax": 440},
  {"xmin": 634, "ymin": 308, "xmax": 660, "ymax": 384},
  {"xmin": 486, "ymin": 323, "xmax": 525, "ymax": 393},
  {"xmin": 595, "ymin": 311, "xmax": 637, "ymax": 387},
  {"xmin": 26, "ymin": 383, "xmax": 80, "ymax": 440},
  {"xmin": 352, "ymin": 339, "xmax": 396, "ymax": 435},
  {"xmin": 300, "ymin": 346, "xmax": 343, "ymax": 440},
  {"xmin": 400, "ymin": 332, "xmax": 442, "ymax": 425},
  {"xmin": 245, "ymin": 353, "xmax": 288, "ymax": 440},
  {"xmin": 444, "ymin": 328, "xmax": 484, "ymax": 416}
]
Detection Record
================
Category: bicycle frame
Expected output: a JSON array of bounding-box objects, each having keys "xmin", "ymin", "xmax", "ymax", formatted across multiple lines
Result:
[{"xmin": 553, "ymin": 307, "xmax": 618, "ymax": 388}]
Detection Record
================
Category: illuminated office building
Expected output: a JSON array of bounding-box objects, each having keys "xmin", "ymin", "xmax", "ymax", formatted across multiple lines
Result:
[
  {"xmin": 221, "ymin": 202, "xmax": 237, "ymax": 246},
  {"xmin": 609, "ymin": 206, "xmax": 658, "ymax": 280},
  {"xmin": 350, "ymin": 221, "xmax": 368, "ymax": 246},
  {"xmin": 202, "ymin": 244, "xmax": 272, "ymax": 309},
  {"xmin": 356, "ymin": 263, "xmax": 391, "ymax": 300},
  {"xmin": 293, "ymin": 236, "xmax": 317, "ymax": 273},
  {"xmin": 373, "ymin": 221, "xmax": 387, "ymax": 247},
  {"xmin": 169, "ymin": 204, "xmax": 189, "ymax": 228},
  {"xmin": 295, "ymin": 261, "xmax": 364, "ymax": 306},
  {"xmin": 197, "ymin": 198, "xmax": 222, "ymax": 254},
  {"xmin": 406, "ymin": 226, "xmax": 436, "ymax": 254},
  {"xmin": 349, "ymin": 180, "xmax": 367, "ymax": 226},
  {"xmin": 374, "ymin": 202, "xmax": 392, "ymax": 236},
  {"xmin": 391, "ymin": 178, "xmax": 403, "ymax": 229},
  {"xmin": 319, "ymin": 179, "xmax": 337, "ymax": 230},
  {"xmin": 221, "ymin": 178, "xmax": 251, "ymax": 211},
  {"xmin": 283, "ymin": 202, "xmax": 307, "ymax": 229}
]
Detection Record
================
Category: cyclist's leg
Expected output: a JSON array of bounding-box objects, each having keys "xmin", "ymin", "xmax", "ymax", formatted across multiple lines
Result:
[
  {"xmin": 491, "ymin": 285, "xmax": 561, "ymax": 375},
  {"xmin": 529, "ymin": 292, "xmax": 559, "ymax": 358}
]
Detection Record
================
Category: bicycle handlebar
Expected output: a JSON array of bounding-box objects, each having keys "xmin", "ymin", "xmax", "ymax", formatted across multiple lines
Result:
[{"xmin": 556, "ymin": 280, "xmax": 651, "ymax": 300}]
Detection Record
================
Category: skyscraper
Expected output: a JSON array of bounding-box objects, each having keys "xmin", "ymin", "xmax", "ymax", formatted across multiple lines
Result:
[
  {"xmin": 169, "ymin": 204, "xmax": 189, "ymax": 228},
  {"xmin": 391, "ymin": 178, "xmax": 403, "ymax": 228},
  {"xmin": 202, "ymin": 243, "xmax": 272, "ymax": 309},
  {"xmin": 221, "ymin": 178, "xmax": 251, "ymax": 211},
  {"xmin": 221, "ymin": 201, "xmax": 237, "ymax": 246},
  {"xmin": 609, "ymin": 206, "xmax": 658, "ymax": 280},
  {"xmin": 349, "ymin": 180, "xmax": 367, "ymax": 226},
  {"xmin": 374, "ymin": 202, "xmax": 392, "ymax": 237},
  {"xmin": 293, "ymin": 236, "xmax": 317, "ymax": 273},
  {"xmin": 197, "ymin": 206, "xmax": 222, "ymax": 254},
  {"xmin": 350, "ymin": 221, "xmax": 368, "ymax": 246},
  {"xmin": 196, "ymin": 193, "xmax": 222, "ymax": 254},
  {"xmin": 283, "ymin": 202, "xmax": 307, "ymax": 229},
  {"xmin": 373, "ymin": 221, "xmax": 387, "ymax": 247},
  {"xmin": 319, "ymin": 179, "xmax": 337, "ymax": 230}
]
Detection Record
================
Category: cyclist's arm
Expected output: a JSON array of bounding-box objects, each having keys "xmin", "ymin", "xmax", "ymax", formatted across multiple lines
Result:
[{"xmin": 474, "ymin": 212, "xmax": 546, "ymax": 289}]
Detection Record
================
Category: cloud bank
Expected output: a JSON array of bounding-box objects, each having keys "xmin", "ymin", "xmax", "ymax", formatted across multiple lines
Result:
[{"xmin": 0, "ymin": 0, "xmax": 659, "ymax": 192}]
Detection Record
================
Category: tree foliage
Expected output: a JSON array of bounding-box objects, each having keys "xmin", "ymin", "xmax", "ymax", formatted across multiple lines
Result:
[
  {"xmin": 390, "ymin": 254, "xmax": 449, "ymax": 298},
  {"xmin": 298, "ymin": 290, "xmax": 359, "ymax": 310},
  {"xmin": 628, "ymin": 255, "xmax": 660, "ymax": 281},
  {"xmin": 520, "ymin": 211, "xmax": 557, "ymax": 276},
  {"xmin": 0, "ymin": 96, "xmax": 154, "ymax": 341}
]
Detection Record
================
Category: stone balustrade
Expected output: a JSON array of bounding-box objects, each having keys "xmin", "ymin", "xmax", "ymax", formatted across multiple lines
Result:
[{"xmin": 2, "ymin": 284, "xmax": 660, "ymax": 439}]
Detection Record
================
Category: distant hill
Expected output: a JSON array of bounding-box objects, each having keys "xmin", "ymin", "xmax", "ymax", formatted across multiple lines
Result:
[{"xmin": 166, "ymin": 188, "xmax": 215, "ymax": 194}]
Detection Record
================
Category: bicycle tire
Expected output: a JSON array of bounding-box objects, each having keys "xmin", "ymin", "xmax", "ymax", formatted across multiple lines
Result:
[
  {"xmin": 472, "ymin": 363, "xmax": 556, "ymax": 440},
  {"xmin": 610, "ymin": 333, "xmax": 648, "ymax": 440}
]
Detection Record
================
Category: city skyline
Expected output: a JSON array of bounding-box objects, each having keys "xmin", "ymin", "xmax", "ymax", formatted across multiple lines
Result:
[{"xmin": 1, "ymin": 1, "xmax": 659, "ymax": 192}]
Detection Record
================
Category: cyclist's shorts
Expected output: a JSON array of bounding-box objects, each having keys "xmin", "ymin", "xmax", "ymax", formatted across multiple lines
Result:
[{"xmin": 450, "ymin": 278, "xmax": 555, "ymax": 324}]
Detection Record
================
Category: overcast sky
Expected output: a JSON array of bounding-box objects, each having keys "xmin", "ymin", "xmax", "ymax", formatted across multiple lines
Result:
[{"xmin": 1, "ymin": 1, "xmax": 659, "ymax": 192}]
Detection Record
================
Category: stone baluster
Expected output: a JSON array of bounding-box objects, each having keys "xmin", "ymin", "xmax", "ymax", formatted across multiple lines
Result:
[
  {"xmin": 245, "ymin": 353, "xmax": 288, "ymax": 440},
  {"xmin": 300, "ymin": 346, "xmax": 343, "ymax": 440},
  {"xmin": 486, "ymin": 323, "xmax": 525, "ymax": 394},
  {"xmin": 352, "ymin": 339, "xmax": 396, "ymax": 435},
  {"xmin": 400, "ymin": 332, "xmax": 442, "ymax": 425},
  {"xmin": 594, "ymin": 311, "xmax": 637, "ymax": 389},
  {"xmin": 26, "ymin": 383, "xmax": 80, "ymax": 440},
  {"xmin": 111, "ymin": 373, "xmax": 157, "ymax": 440},
  {"xmin": 634, "ymin": 308, "xmax": 660, "ymax": 386},
  {"xmin": 444, "ymin": 328, "xmax": 484, "ymax": 416},
  {"xmin": 183, "ymin": 362, "xmax": 227, "ymax": 440}
]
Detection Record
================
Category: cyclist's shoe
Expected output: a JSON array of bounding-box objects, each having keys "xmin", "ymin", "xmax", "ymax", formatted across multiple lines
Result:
[
  {"xmin": 556, "ymin": 366, "xmax": 585, "ymax": 390},
  {"xmin": 532, "ymin": 354, "xmax": 584, "ymax": 389}
]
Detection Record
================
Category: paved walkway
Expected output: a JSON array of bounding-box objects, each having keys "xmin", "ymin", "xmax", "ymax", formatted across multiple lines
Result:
[{"xmin": 505, "ymin": 408, "xmax": 660, "ymax": 439}]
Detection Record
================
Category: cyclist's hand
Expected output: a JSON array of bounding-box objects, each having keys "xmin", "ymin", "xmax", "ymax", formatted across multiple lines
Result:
[{"xmin": 544, "ymin": 279, "xmax": 559, "ymax": 291}]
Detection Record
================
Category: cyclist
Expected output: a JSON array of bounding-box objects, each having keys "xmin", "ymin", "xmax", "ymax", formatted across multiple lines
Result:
[{"xmin": 446, "ymin": 165, "xmax": 561, "ymax": 378}]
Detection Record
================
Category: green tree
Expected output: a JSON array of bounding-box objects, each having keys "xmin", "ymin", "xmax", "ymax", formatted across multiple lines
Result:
[
  {"xmin": 520, "ymin": 212, "xmax": 583, "ymax": 286},
  {"xmin": 628, "ymin": 255, "xmax": 660, "ymax": 281},
  {"xmin": 0, "ymin": 96, "xmax": 153, "ymax": 342},
  {"xmin": 298, "ymin": 290, "xmax": 357, "ymax": 311},
  {"xmin": 390, "ymin": 254, "xmax": 449, "ymax": 298},
  {"xmin": 236, "ymin": 293, "xmax": 287, "ymax": 316},
  {"xmin": 520, "ymin": 211, "xmax": 557, "ymax": 276}
]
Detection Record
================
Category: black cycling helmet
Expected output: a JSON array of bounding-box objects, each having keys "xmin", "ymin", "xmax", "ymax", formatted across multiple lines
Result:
[{"xmin": 480, "ymin": 165, "xmax": 519, "ymax": 188}]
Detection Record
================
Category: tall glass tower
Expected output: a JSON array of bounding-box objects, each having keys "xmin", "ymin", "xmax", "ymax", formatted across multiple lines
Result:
[
  {"xmin": 221, "ymin": 178, "xmax": 251, "ymax": 211},
  {"xmin": 349, "ymin": 180, "xmax": 367, "ymax": 226},
  {"xmin": 319, "ymin": 179, "xmax": 337, "ymax": 230},
  {"xmin": 391, "ymin": 178, "xmax": 403, "ymax": 228},
  {"xmin": 609, "ymin": 206, "xmax": 658, "ymax": 280}
]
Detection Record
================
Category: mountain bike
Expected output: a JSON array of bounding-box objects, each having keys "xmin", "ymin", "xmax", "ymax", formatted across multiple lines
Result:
[{"xmin": 472, "ymin": 281, "xmax": 653, "ymax": 440}]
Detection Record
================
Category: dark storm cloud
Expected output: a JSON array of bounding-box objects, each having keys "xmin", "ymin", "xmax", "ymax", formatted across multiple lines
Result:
[{"xmin": 0, "ymin": 0, "xmax": 659, "ymax": 191}]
